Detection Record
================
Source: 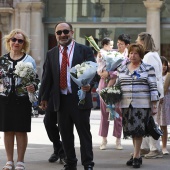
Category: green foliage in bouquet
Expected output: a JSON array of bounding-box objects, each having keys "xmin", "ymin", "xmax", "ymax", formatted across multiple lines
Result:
[{"xmin": 85, "ymin": 36, "xmax": 100, "ymax": 52}]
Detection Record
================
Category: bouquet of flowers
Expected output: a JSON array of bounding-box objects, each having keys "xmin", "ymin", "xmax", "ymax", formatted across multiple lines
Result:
[
  {"xmin": 85, "ymin": 35, "xmax": 124, "ymax": 72},
  {"xmin": 14, "ymin": 61, "xmax": 39, "ymax": 103},
  {"xmin": 70, "ymin": 61, "xmax": 98, "ymax": 104},
  {"xmin": 102, "ymin": 51, "xmax": 124, "ymax": 72},
  {"xmin": 100, "ymin": 85, "xmax": 122, "ymax": 120}
]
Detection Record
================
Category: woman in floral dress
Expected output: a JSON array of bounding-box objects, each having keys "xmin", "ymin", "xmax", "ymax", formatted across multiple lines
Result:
[{"xmin": 0, "ymin": 29, "xmax": 39, "ymax": 170}]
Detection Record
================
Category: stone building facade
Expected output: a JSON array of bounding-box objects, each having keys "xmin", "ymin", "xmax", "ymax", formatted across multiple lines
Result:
[{"xmin": 0, "ymin": 0, "xmax": 169, "ymax": 77}]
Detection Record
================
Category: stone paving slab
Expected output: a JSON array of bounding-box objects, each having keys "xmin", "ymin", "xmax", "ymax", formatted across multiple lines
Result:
[{"xmin": 0, "ymin": 110, "xmax": 170, "ymax": 170}]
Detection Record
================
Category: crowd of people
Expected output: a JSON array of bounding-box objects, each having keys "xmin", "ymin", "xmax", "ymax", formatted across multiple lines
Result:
[{"xmin": 0, "ymin": 21, "xmax": 169, "ymax": 170}]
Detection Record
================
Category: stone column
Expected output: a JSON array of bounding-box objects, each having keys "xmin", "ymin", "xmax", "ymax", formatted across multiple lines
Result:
[
  {"xmin": 143, "ymin": 0, "xmax": 163, "ymax": 52},
  {"xmin": 72, "ymin": 0, "xmax": 78, "ymax": 22},
  {"xmin": 66, "ymin": 0, "xmax": 72, "ymax": 22},
  {"xmin": 30, "ymin": 2, "xmax": 44, "ymax": 77},
  {"xmin": 17, "ymin": 2, "xmax": 31, "ymax": 37},
  {"xmin": 82, "ymin": 0, "xmax": 87, "ymax": 17},
  {"xmin": 101, "ymin": 0, "xmax": 109, "ymax": 22},
  {"xmin": 0, "ymin": 8, "xmax": 14, "ymax": 54}
]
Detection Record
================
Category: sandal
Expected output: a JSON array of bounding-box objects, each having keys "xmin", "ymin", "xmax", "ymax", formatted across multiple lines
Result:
[
  {"xmin": 2, "ymin": 161, "xmax": 14, "ymax": 170},
  {"xmin": 15, "ymin": 162, "xmax": 25, "ymax": 170}
]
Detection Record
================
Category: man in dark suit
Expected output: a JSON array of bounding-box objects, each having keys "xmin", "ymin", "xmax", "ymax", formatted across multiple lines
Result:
[
  {"xmin": 43, "ymin": 96, "xmax": 65, "ymax": 163},
  {"xmin": 40, "ymin": 22, "xmax": 95, "ymax": 170},
  {"xmin": 39, "ymin": 55, "xmax": 66, "ymax": 164}
]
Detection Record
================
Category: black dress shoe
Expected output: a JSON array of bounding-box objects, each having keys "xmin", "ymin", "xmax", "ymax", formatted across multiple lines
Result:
[
  {"xmin": 48, "ymin": 153, "xmax": 59, "ymax": 163},
  {"xmin": 61, "ymin": 164, "xmax": 77, "ymax": 170},
  {"xmin": 132, "ymin": 158, "xmax": 141, "ymax": 168},
  {"xmin": 84, "ymin": 165, "xmax": 93, "ymax": 170},
  {"xmin": 126, "ymin": 157, "xmax": 142, "ymax": 166}
]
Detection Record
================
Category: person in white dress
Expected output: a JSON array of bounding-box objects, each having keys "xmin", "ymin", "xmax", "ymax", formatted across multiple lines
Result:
[{"xmin": 136, "ymin": 32, "xmax": 164, "ymax": 159}]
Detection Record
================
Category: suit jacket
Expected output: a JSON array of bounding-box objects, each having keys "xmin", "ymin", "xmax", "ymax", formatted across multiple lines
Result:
[
  {"xmin": 40, "ymin": 42, "xmax": 96, "ymax": 111},
  {"xmin": 117, "ymin": 61, "xmax": 159, "ymax": 108}
]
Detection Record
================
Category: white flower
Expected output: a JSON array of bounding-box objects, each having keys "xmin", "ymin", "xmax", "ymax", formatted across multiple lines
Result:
[
  {"xmin": 77, "ymin": 72, "xmax": 83, "ymax": 78},
  {"xmin": 19, "ymin": 71, "xmax": 27, "ymax": 77},
  {"xmin": 25, "ymin": 62, "xmax": 33, "ymax": 68},
  {"xmin": 73, "ymin": 62, "xmax": 92, "ymax": 78},
  {"xmin": 75, "ymin": 64, "xmax": 81, "ymax": 69},
  {"xmin": 15, "ymin": 61, "xmax": 36, "ymax": 81}
]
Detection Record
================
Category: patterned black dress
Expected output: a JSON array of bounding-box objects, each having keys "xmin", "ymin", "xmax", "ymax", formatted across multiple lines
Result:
[{"xmin": 122, "ymin": 105, "xmax": 150, "ymax": 139}]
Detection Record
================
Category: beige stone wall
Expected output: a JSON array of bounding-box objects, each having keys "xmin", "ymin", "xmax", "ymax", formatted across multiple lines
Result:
[
  {"xmin": 0, "ymin": 0, "xmax": 166, "ymax": 76},
  {"xmin": 0, "ymin": 0, "xmax": 44, "ymax": 77}
]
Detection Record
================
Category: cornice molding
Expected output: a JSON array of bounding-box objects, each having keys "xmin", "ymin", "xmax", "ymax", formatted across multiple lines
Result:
[
  {"xmin": 31, "ymin": 2, "xmax": 44, "ymax": 12},
  {"xmin": 143, "ymin": 0, "xmax": 163, "ymax": 10},
  {"xmin": 0, "ymin": 8, "xmax": 14, "ymax": 14}
]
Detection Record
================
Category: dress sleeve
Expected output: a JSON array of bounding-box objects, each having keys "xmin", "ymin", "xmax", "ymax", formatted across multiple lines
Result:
[{"xmin": 147, "ymin": 66, "xmax": 159, "ymax": 101}]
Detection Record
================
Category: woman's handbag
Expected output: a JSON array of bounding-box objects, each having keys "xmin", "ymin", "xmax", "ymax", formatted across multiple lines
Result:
[{"xmin": 146, "ymin": 116, "xmax": 163, "ymax": 140}]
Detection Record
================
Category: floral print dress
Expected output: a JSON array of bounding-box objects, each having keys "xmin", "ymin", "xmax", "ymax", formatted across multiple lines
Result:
[{"xmin": 157, "ymin": 75, "xmax": 170, "ymax": 126}]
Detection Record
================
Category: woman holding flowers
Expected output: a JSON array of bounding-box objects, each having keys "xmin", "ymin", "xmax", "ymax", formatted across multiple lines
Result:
[
  {"xmin": 0, "ymin": 29, "xmax": 39, "ymax": 170},
  {"xmin": 116, "ymin": 43, "xmax": 159, "ymax": 168},
  {"xmin": 97, "ymin": 37, "xmax": 123, "ymax": 150}
]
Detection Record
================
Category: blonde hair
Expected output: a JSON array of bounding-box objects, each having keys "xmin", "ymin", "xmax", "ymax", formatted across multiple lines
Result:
[
  {"xmin": 3, "ymin": 28, "xmax": 30, "ymax": 53},
  {"xmin": 138, "ymin": 32, "xmax": 157, "ymax": 52}
]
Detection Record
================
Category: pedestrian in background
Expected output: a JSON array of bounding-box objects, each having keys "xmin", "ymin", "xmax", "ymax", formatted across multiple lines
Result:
[
  {"xmin": 157, "ymin": 56, "xmax": 170, "ymax": 155},
  {"xmin": 97, "ymin": 37, "xmax": 123, "ymax": 150},
  {"xmin": 136, "ymin": 32, "xmax": 164, "ymax": 159},
  {"xmin": 39, "ymin": 56, "xmax": 66, "ymax": 164},
  {"xmin": 117, "ymin": 33, "xmax": 131, "ymax": 59},
  {"xmin": 43, "ymin": 95, "xmax": 66, "ymax": 163}
]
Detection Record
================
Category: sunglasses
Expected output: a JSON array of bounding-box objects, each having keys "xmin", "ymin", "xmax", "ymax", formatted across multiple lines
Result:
[
  {"xmin": 10, "ymin": 37, "xmax": 24, "ymax": 44},
  {"xmin": 56, "ymin": 29, "xmax": 71, "ymax": 35}
]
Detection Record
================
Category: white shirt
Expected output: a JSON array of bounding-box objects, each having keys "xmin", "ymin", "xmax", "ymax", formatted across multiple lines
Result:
[{"xmin": 143, "ymin": 51, "xmax": 164, "ymax": 98}]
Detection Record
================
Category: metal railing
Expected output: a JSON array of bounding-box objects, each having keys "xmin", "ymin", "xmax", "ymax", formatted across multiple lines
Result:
[{"xmin": 0, "ymin": 0, "xmax": 13, "ymax": 8}]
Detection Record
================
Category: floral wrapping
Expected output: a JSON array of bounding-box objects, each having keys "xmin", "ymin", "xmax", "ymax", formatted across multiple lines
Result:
[
  {"xmin": 102, "ymin": 51, "xmax": 124, "ymax": 72},
  {"xmin": 70, "ymin": 61, "xmax": 98, "ymax": 104},
  {"xmin": 14, "ymin": 61, "xmax": 39, "ymax": 103}
]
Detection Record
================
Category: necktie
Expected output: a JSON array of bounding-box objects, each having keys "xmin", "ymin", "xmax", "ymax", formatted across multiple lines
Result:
[{"xmin": 60, "ymin": 46, "xmax": 68, "ymax": 90}]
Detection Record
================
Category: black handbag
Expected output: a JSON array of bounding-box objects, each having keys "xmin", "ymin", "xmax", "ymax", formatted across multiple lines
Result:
[{"xmin": 146, "ymin": 116, "xmax": 163, "ymax": 140}]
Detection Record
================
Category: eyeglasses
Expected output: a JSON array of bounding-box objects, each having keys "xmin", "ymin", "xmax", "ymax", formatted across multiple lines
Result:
[
  {"xmin": 56, "ymin": 29, "xmax": 71, "ymax": 35},
  {"xmin": 10, "ymin": 37, "xmax": 24, "ymax": 44}
]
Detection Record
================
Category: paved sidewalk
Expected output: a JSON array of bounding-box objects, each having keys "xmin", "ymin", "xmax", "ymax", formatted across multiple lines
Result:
[{"xmin": 0, "ymin": 110, "xmax": 170, "ymax": 170}]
